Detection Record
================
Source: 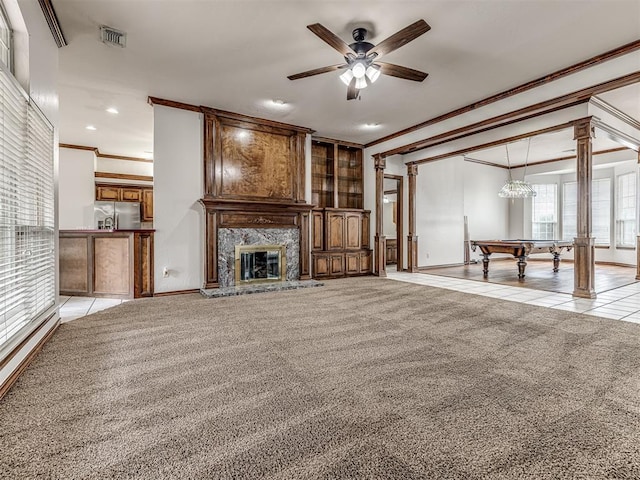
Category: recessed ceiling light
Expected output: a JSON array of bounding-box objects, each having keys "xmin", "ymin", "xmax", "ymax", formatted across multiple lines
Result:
[
  {"xmin": 106, "ymin": 107, "xmax": 119, "ymax": 114},
  {"xmin": 272, "ymin": 99, "xmax": 286, "ymax": 105},
  {"xmin": 362, "ymin": 122, "xmax": 381, "ymax": 129},
  {"xmin": 86, "ymin": 125, "xmax": 97, "ymax": 131}
]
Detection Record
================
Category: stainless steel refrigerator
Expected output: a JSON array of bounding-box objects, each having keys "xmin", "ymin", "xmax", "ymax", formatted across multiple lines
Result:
[{"xmin": 95, "ymin": 201, "xmax": 141, "ymax": 229}]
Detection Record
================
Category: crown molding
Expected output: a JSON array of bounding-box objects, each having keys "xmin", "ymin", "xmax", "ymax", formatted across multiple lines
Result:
[
  {"xmin": 59, "ymin": 143, "xmax": 153, "ymax": 163},
  {"xmin": 37, "ymin": 0, "xmax": 66, "ymax": 48}
]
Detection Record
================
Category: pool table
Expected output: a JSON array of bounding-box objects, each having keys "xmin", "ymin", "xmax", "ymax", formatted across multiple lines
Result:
[{"xmin": 469, "ymin": 240, "xmax": 573, "ymax": 279}]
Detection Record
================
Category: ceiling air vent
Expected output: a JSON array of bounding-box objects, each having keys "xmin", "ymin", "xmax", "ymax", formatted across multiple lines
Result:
[{"xmin": 100, "ymin": 26, "xmax": 126, "ymax": 48}]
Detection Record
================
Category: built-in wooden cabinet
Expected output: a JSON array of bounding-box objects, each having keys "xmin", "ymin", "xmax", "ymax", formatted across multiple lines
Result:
[
  {"xmin": 386, "ymin": 238, "xmax": 398, "ymax": 265},
  {"xmin": 96, "ymin": 183, "xmax": 153, "ymax": 221},
  {"xmin": 311, "ymin": 137, "xmax": 370, "ymax": 279}
]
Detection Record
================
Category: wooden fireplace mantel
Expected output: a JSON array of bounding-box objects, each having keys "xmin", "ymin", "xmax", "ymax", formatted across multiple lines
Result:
[{"xmin": 200, "ymin": 198, "xmax": 314, "ymax": 288}]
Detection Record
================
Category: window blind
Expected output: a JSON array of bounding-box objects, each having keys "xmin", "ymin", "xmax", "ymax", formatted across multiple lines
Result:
[
  {"xmin": 616, "ymin": 173, "xmax": 636, "ymax": 247},
  {"xmin": 0, "ymin": 64, "xmax": 55, "ymax": 353},
  {"xmin": 532, "ymin": 184, "xmax": 557, "ymax": 240}
]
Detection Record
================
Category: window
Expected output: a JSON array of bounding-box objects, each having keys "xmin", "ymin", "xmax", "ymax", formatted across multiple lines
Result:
[
  {"xmin": 592, "ymin": 178, "xmax": 611, "ymax": 245},
  {"xmin": 616, "ymin": 172, "xmax": 636, "ymax": 247},
  {"xmin": 532, "ymin": 184, "xmax": 557, "ymax": 239},
  {"xmin": 561, "ymin": 179, "xmax": 611, "ymax": 245},
  {"xmin": 0, "ymin": 3, "xmax": 10, "ymax": 72},
  {"xmin": 562, "ymin": 182, "xmax": 577, "ymax": 241},
  {"xmin": 0, "ymin": 66, "xmax": 55, "ymax": 355}
]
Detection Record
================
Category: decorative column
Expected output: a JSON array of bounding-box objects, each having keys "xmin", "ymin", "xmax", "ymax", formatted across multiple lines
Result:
[
  {"xmin": 407, "ymin": 163, "xmax": 418, "ymax": 273},
  {"xmin": 636, "ymin": 151, "xmax": 640, "ymax": 280},
  {"xmin": 573, "ymin": 117, "xmax": 596, "ymax": 298},
  {"xmin": 374, "ymin": 155, "xmax": 387, "ymax": 277}
]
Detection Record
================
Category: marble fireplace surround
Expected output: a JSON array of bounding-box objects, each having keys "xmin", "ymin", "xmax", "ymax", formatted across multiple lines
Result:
[
  {"xmin": 200, "ymin": 198, "xmax": 313, "ymax": 289},
  {"xmin": 218, "ymin": 228, "xmax": 299, "ymax": 287}
]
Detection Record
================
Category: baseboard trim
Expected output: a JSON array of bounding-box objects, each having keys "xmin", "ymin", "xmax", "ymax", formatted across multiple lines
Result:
[
  {"xmin": 154, "ymin": 289, "xmax": 200, "ymax": 297},
  {"xmin": 0, "ymin": 312, "xmax": 60, "ymax": 400}
]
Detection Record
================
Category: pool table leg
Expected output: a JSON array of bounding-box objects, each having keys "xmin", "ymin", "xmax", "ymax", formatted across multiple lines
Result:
[
  {"xmin": 517, "ymin": 256, "xmax": 527, "ymax": 278},
  {"xmin": 482, "ymin": 254, "xmax": 490, "ymax": 277},
  {"xmin": 552, "ymin": 252, "xmax": 561, "ymax": 272}
]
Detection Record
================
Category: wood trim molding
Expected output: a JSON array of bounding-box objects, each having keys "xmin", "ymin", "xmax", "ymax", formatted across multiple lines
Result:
[
  {"xmin": 147, "ymin": 96, "xmax": 201, "ymax": 112},
  {"xmin": 60, "ymin": 144, "xmax": 153, "ymax": 163},
  {"xmin": 312, "ymin": 136, "xmax": 365, "ymax": 149},
  {"xmin": 201, "ymin": 106, "xmax": 314, "ymax": 134},
  {"xmin": 95, "ymin": 172, "xmax": 153, "ymax": 182},
  {"xmin": 0, "ymin": 312, "xmax": 59, "ymax": 400},
  {"xmin": 590, "ymin": 96, "xmax": 640, "ymax": 132},
  {"xmin": 37, "ymin": 0, "xmax": 67, "ymax": 48},
  {"xmin": 409, "ymin": 121, "xmax": 577, "ymax": 166},
  {"xmin": 379, "ymin": 70, "xmax": 640, "ymax": 159},
  {"xmin": 465, "ymin": 146, "xmax": 629, "ymax": 170},
  {"xmin": 153, "ymin": 289, "xmax": 200, "ymax": 297},
  {"xmin": 366, "ymin": 39, "xmax": 640, "ymax": 148}
]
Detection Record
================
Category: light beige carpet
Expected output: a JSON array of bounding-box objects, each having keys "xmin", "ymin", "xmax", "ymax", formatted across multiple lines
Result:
[{"xmin": 1, "ymin": 277, "xmax": 640, "ymax": 479}]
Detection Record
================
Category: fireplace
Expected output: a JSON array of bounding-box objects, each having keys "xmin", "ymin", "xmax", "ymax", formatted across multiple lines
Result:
[{"xmin": 235, "ymin": 245, "xmax": 286, "ymax": 284}]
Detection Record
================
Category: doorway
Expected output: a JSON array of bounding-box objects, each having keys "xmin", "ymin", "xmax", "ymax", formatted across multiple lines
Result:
[{"xmin": 383, "ymin": 174, "xmax": 403, "ymax": 271}]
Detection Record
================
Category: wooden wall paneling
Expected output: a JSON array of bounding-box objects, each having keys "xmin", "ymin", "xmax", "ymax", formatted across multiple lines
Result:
[
  {"xmin": 407, "ymin": 164, "xmax": 418, "ymax": 273},
  {"xmin": 204, "ymin": 115, "xmax": 217, "ymax": 196},
  {"xmin": 299, "ymin": 211, "xmax": 311, "ymax": 279},
  {"xmin": 374, "ymin": 155, "xmax": 386, "ymax": 277},
  {"xmin": 204, "ymin": 209, "xmax": 219, "ymax": 288},
  {"xmin": 134, "ymin": 232, "xmax": 154, "ymax": 297},
  {"xmin": 93, "ymin": 236, "xmax": 131, "ymax": 295},
  {"xmin": 572, "ymin": 117, "xmax": 596, "ymax": 298},
  {"xmin": 312, "ymin": 210, "xmax": 324, "ymax": 250}
]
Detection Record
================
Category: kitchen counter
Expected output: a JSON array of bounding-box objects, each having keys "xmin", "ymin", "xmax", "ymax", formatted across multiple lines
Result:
[{"xmin": 59, "ymin": 230, "xmax": 154, "ymax": 299}]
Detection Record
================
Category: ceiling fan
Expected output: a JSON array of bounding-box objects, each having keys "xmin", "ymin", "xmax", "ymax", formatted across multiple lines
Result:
[{"xmin": 288, "ymin": 20, "xmax": 431, "ymax": 100}]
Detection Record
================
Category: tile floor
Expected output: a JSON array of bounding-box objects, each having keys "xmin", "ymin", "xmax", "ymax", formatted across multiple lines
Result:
[
  {"xmin": 59, "ymin": 273, "xmax": 640, "ymax": 326},
  {"xmin": 59, "ymin": 296, "xmax": 128, "ymax": 323},
  {"xmin": 386, "ymin": 270, "xmax": 640, "ymax": 324}
]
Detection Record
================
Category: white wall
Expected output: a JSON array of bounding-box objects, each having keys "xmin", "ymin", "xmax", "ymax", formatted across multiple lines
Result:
[
  {"xmin": 463, "ymin": 161, "xmax": 510, "ymax": 261},
  {"xmin": 58, "ymin": 148, "xmax": 95, "ymax": 229},
  {"xmin": 153, "ymin": 106, "xmax": 203, "ymax": 293},
  {"xmin": 96, "ymin": 157, "xmax": 153, "ymax": 179},
  {"xmin": 415, "ymin": 157, "xmax": 465, "ymax": 266}
]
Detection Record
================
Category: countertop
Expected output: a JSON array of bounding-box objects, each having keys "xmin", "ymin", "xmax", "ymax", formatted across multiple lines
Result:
[{"xmin": 59, "ymin": 229, "xmax": 156, "ymax": 234}]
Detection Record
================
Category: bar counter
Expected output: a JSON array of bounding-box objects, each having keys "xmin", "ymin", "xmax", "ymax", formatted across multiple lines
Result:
[{"xmin": 59, "ymin": 229, "xmax": 154, "ymax": 299}]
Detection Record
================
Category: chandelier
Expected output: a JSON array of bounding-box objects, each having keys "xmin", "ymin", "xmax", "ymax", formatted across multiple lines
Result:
[{"xmin": 498, "ymin": 139, "xmax": 537, "ymax": 198}]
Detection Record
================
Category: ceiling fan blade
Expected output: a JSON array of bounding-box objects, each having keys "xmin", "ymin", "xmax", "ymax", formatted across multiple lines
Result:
[
  {"xmin": 377, "ymin": 62, "xmax": 429, "ymax": 82},
  {"xmin": 288, "ymin": 64, "xmax": 346, "ymax": 81},
  {"xmin": 367, "ymin": 19, "xmax": 431, "ymax": 58},
  {"xmin": 307, "ymin": 23, "xmax": 356, "ymax": 57},
  {"xmin": 347, "ymin": 77, "xmax": 358, "ymax": 100}
]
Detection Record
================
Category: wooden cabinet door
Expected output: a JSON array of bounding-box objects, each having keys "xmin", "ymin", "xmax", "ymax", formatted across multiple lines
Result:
[
  {"xmin": 345, "ymin": 213, "xmax": 361, "ymax": 249},
  {"xmin": 142, "ymin": 189, "xmax": 154, "ymax": 221},
  {"xmin": 96, "ymin": 185, "xmax": 120, "ymax": 201},
  {"xmin": 345, "ymin": 253, "xmax": 360, "ymax": 274},
  {"xmin": 361, "ymin": 212, "xmax": 370, "ymax": 248},
  {"xmin": 121, "ymin": 187, "xmax": 142, "ymax": 202},
  {"xmin": 326, "ymin": 212, "xmax": 345, "ymax": 250},
  {"xmin": 312, "ymin": 210, "xmax": 323, "ymax": 250},
  {"xmin": 360, "ymin": 251, "xmax": 371, "ymax": 273},
  {"xmin": 313, "ymin": 254, "xmax": 330, "ymax": 277},
  {"xmin": 330, "ymin": 254, "xmax": 344, "ymax": 276}
]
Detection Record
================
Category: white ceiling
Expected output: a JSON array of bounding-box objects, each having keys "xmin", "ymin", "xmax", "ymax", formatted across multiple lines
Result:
[{"xmin": 53, "ymin": 0, "xmax": 640, "ymax": 160}]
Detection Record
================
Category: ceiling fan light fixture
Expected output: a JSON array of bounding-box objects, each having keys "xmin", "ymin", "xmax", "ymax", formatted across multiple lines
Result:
[
  {"xmin": 351, "ymin": 61, "xmax": 366, "ymax": 79},
  {"xmin": 365, "ymin": 65, "xmax": 381, "ymax": 83},
  {"xmin": 339, "ymin": 69, "xmax": 354, "ymax": 85},
  {"xmin": 355, "ymin": 76, "xmax": 368, "ymax": 89}
]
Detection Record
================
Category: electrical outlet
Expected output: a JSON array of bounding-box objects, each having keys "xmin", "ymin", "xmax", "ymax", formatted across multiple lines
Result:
[{"xmin": 162, "ymin": 267, "xmax": 169, "ymax": 278}]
